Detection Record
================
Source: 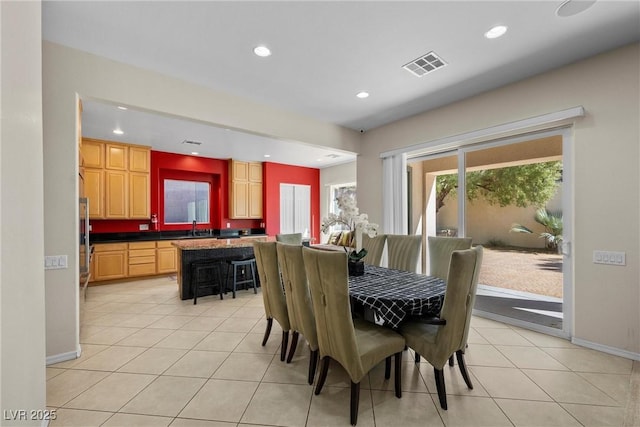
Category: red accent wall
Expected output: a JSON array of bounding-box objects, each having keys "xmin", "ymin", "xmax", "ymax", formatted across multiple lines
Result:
[
  {"xmin": 90, "ymin": 152, "xmax": 320, "ymax": 236},
  {"xmin": 90, "ymin": 151, "xmax": 261, "ymax": 233},
  {"xmin": 263, "ymin": 162, "xmax": 320, "ymax": 241}
]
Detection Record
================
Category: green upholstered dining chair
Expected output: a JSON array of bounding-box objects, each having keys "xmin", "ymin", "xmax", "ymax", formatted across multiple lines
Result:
[
  {"xmin": 361, "ymin": 234, "xmax": 387, "ymax": 266},
  {"xmin": 428, "ymin": 236, "xmax": 473, "ymax": 280},
  {"xmin": 386, "ymin": 234, "xmax": 422, "ymax": 272},
  {"xmin": 302, "ymin": 247, "xmax": 406, "ymax": 426},
  {"xmin": 416, "ymin": 236, "xmax": 473, "ymax": 364},
  {"xmin": 276, "ymin": 243, "xmax": 319, "ymax": 384},
  {"xmin": 253, "ymin": 241, "xmax": 290, "ymax": 362},
  {"xmin": 400, "ymin": 246, "xmax": 483, "ymax": 410},
  {"xmin": 276, "ymin": 233, "xmax": 303, "ymax": 245}
]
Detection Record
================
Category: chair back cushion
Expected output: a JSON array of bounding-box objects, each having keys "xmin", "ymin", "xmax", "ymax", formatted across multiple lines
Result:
[
  {"xmin": 277, "ymin": 243, "xmax": 318, "ymax": 350},
  {"xmin": 428, "ymin": 236, "xmax": 473, "ymax": 280},
  {"xmin": 302, "ymin": 247, "xmax": 364, "ymax": 380},
  {"xmin": 276, "ymin": 233, "xmax": 303, "ymax": 245},
  {"xmin": 253, "ymin": 241, "xmax": 290, "ymax": 330},
  {"xmin": 387, "ymin": 235, "xmax": 422, "ymax": 272},
  {"xmin": 438, "ymin": 246, "xmax": 483, "ymax": 359},
  {"xmin": 362, "ymin": 234, "xmax": 387, "ymax": 266}
]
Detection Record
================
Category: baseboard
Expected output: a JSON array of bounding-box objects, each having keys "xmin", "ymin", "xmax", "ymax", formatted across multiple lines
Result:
[
  {"xmin": 46, "ymin": 349, "xmax": 79, "ymax": 366},
  {"xmin": 571, "ymin": 337, "xmax": 640, "ymax": 362}
]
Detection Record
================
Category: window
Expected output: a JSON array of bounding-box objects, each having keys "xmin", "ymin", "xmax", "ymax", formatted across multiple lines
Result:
[{"xmin": 164, "ymin": 179, "xmax": 210, "ymax": 224}]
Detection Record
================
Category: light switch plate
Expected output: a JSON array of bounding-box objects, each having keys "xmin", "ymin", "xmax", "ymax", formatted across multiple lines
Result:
[
  {"xmin": 593, "ymin": 250, "xmax": 626, "ymax": 266},
  {"xmin": 45, "ymin": 255, "xmax": 68, "ymax": 270}
]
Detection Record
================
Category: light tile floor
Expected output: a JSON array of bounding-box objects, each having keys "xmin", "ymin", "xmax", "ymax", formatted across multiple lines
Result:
[{"xmin": 48, "ymin": 276, "xmax": 638, "ymax": 427}]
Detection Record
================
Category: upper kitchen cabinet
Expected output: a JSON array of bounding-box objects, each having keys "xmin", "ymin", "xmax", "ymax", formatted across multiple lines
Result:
[
  {"xmin": 105, "ymin": 143, "xmax": 128, "ymax": 170},
  {"xmin": 229, "ymin": 159, "xmax": 263, "ymax": 219},
  {"xmin": 82, "ymin": 139, "xmax": 104, "ymax": 168},
  {"xmin": 81, "ymin": 138, "xmax": 150, "ymax": 219}
]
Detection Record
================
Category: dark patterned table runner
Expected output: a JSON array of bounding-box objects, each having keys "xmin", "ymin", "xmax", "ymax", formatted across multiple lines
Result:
[{"xmin": 348, "ymin": 264, "xmax": 446, "ymax": 328}]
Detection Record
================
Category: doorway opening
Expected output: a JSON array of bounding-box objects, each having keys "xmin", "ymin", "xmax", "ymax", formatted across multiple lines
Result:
[{"xmin": 410, "ymin": 130, "xmax": 570, "ymax": 336}]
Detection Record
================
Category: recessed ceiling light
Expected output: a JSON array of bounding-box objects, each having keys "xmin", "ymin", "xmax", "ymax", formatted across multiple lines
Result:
[
  {"xmin": 113, "ymin": 129, "xmax": 124, "ymax": 135},
  {"xmin": 556, "ymin": 0, "xmax": 596, "ymax": 17},
  {"xmin": 485, "ymin": 25, "xmax": 508, "ymax": 39},
  {"xmin": 264, "ymin": 154, "xmax": 271, "ymax": 158},
  {"xmin": 191, "ymin": 152, "xmax": 199, "ymax": 156},
  {"xmin": 253, "ymin": 45, "xmax": 271, "ymax": 57},
  {"xmin": 356, "ymin": 91, "xmax": 369, "ymax": 99},
  {"xmin": 117, "ymin": 106, "xmax": 127, "ymax": 110}
]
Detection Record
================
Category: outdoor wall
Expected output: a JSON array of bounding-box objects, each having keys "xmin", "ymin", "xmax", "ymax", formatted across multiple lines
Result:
[
  {"xmin": 359, "ymin": 43, "xmax": 640, "ymax": 358},
  {"xmin": 437, "ymin": 188, "xmax": 563, "ymax": 249},
  {"xmin": 1, "ymin": 1, "xmax": 47, "ymax": 423},
  {"xmin": 42, "ymin": 42, "xmax": 361, "ymax": 359},
  {"xmin": 319, "ymin": 161, "xmax": 356, "ymax": 243}
]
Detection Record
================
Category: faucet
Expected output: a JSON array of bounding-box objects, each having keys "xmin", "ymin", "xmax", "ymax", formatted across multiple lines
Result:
[{"xmin": 191, "ymin": 220, "xmax": 197, "ymax": 236}]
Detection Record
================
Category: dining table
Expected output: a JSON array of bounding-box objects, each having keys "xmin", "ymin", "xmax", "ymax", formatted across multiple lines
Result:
[{"xmin": 348, "ymin": 264, "xmax": 446, "ymax": 329}]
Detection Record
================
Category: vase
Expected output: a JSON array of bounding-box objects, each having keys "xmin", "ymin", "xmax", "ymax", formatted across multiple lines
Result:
[{"xmin": 348, "ymin": 260, "xmax": 365, "ymax": 276}]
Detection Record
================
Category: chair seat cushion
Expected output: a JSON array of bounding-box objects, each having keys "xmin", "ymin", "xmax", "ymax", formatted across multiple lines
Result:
[
  {"xmin": 400, "ymin": 321, "xmax": 447, "ymax": 367},
  {"xmin": 353, "ymin": 318, "xmax": 405, "ymax": 379}
]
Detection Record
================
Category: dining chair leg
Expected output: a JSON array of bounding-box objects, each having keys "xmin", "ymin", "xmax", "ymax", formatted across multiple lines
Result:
[
  {"xmin": 280, "ymin": 330, "xmax": 289, "ymax": 362},
  {"xmin": 384, "ymin": 356, "xmax": 391, "ymax": 379},
  {"xmin": 286, "ymin": 331, "xmax": 299, "ymax": 363},
  {"xmin": 448, "ymin": 355, "xmax": 454, "ymax": 366},
  {"xmin": 314, "ymin": 357, "xmax": 330, "ymax": 395},
  {"xmin": 308, "ymin": 348, "xmax": 319, "ymax": 385},
  {"xmin": 350, "ymin": 381, "xmax": 360, "ymax": 426},
  {"xmin": 434, "ymin": 367, "xmax": 448, "ymax": 410},
  {"xmin": 394, "ymin": 351, "xmax": 402, "ymax": 398},
  {"xmin": 455, "ymin": 350, "xmax": 474, "ymax": 389},
  {"xmin": 261, "ymin": 318, "xmax": 273, "ymax": 346}
]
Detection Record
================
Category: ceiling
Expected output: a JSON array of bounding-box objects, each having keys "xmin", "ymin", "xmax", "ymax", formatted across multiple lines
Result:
[{"xmin": 43, "ymin": 1, "xmax": 640, "ymax": 167}]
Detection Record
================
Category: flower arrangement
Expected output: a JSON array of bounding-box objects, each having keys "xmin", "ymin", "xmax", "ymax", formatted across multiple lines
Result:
[{"xmin": 321, "ymin": 195, "xmax": 379, "ymax": 263}]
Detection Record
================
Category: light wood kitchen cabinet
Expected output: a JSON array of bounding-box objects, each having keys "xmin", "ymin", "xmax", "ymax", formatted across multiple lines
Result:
[
  {"xmin": 84, "ymin": 168, "xmax": 104, "ymax": 218},
  {"xmin": 105, "ymin": 170, "xmax": 127, "ymax": 218},
  {"xmin": 156, "ymin": 241, "xmax": 177, "ymax": 274},
  {"xmin": 129, "ymin": 146, "xmax": 150, "ymax": 173},
  {"xmin": 129, "ymin": 172, "xmax": 150, "ymax": 218},
  {"xmin": 128, "ymin": 242, "xmax": 156, "ymax": 277},
  {"xmin": 82, "ymin": 139, "xmax": 104, "ymax": 168},
  {"xmin": 82, "ymin": 138, "xmax": 150, "ymax": 219},
  {"xmin": 229, "ymin": 159, "xmax": 263, "ymax": 219},
  {"xmin": 92, "ymin": 243, "xmax": 128, "ymax": 281},
  {"xmin": 105, "ymin": 143, "xmax": 127, "ymax": 170}
]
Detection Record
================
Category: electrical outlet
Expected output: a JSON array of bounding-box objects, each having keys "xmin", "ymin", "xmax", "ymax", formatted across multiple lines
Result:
[
  {"xmin": 227, "ymin": 223, "xmax": 231, "ymax": 228},
  {"xmin": 139, "ymin": 224, "xmax": 149, "ymax": 231},
  {"xmin": 593, "ymin": 250, "xmax": 626, "ymax": 266}
]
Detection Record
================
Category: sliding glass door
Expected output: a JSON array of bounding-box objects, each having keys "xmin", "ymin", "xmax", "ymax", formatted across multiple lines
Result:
[{"xmin": 411, "ymin": 129, "xmax": 571, "ymax": 336}]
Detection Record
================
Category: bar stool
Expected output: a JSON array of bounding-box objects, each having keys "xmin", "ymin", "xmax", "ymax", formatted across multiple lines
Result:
[
  {"xmin": 191, "ymin": 259, "xmax": 225, "ymax": 305},
  {"xmin": 225, "ymin": 257, "xmax": 257, "ymax": 298}
]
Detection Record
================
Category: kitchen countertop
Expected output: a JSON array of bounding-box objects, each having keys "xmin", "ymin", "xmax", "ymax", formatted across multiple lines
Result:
[
  {"xmin": 172, "ymin": 236, "xmax": 268, "ymax": 250},
  {"xmin": 90, "ymin": 229, "xmax": 267, "ymax": 243}
]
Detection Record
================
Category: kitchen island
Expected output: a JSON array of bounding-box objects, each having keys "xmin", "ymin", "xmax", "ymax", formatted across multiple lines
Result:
[{"xmin": 172, "ymin": 237, "xmax": 267, "ymax": 300}]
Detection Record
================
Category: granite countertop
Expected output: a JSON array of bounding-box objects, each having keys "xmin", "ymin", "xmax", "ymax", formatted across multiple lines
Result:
[{"xmin": 172, "ymin": 236, "xmax": 268, "ymax": 250}]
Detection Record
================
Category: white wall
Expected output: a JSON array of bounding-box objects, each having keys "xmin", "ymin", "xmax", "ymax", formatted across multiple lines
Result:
[
  {"xmin": 358, "ymin": 43, "xmax": 640, "ymax": 357},
  {"xmin": 42, "ymin": 42, "xmax": 361, "ymax": 359},
  {"xmin": 319, "ymin": 161, "xmax": 356, "ymax": 243},
  {"xmin": 1, "ymin": 1, "xmax": 46, "ymax": 423}
]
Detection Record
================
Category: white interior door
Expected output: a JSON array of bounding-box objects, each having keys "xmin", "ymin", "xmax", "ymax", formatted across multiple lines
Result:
[{"xmin": 280, "ymin": 183, "xmax": 311, "ymax": 235}]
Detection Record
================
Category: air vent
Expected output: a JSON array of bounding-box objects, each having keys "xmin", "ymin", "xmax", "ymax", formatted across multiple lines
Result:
[
  {"xmin": 402, "ymin": 51, "xmax": 447, "ymax": 77},
  {"xmin": 181, "ymin": 139, "xmax": 202, "ymax": 146}
]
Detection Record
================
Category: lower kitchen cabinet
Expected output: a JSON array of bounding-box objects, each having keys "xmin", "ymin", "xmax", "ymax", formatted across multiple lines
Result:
[
  {"xmin": 128, "ymin": 241, "xmax": 156, "ymax": 277},
  {"xmin": 156, "ymin": 240, "xmax": 178, "ymax": 274},
  {"xmin": 92, "ymin": 243, "xmax": 128, "ymax": 281}
]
